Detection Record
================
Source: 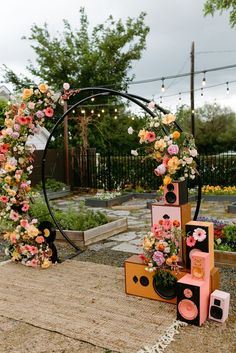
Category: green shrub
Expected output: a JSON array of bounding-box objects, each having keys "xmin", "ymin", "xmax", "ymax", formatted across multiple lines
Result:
[
  {"xmin": 34, "ymin": 178, "xmax": 67, "ymax": 192},
  {"xmin": 29, "ymin": 197, "xmax": 108, "ymax": 231}
]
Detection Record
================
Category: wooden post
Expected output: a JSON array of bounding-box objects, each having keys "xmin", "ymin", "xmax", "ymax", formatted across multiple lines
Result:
[{"xmin": 63, "ymin": 101, "xmax": 70, "ymax": 185}]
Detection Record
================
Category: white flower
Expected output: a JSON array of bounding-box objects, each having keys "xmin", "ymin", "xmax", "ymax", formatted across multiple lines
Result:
[
  {"xmin": 131, "ymin": 149, "xmax": 138, "ymax": 156},
  {"xmin": 128, "ymin": 126, "xmax": 134, "ymax": 134},
  {"xmin": 185, "ymin": 157, "xmax": 193, "ymax": 164},
  {"xmin": 190, "ymin": 149, "xmax": 198, "ymax": 157},
  {"xmin": 63, "ymin": 82, "xmax": 70, "ymax": 90},
  {"xmin": 154, "ymin": 122, "xmax": 160, "ymax": 127},
  {"xmin": 150, "ymin": 121, "xmax": 154, "ymax": 127}
]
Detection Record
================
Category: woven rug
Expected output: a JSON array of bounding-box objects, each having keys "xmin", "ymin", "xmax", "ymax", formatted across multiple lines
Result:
[{"xmin": 0, "ymin": 260, "xmax": 184, "ymax": 353}]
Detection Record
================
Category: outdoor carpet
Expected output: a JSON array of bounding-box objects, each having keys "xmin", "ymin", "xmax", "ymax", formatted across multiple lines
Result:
[{"xmin": 0, "ymin": 260, "xmax": 184, "ymax": 353}]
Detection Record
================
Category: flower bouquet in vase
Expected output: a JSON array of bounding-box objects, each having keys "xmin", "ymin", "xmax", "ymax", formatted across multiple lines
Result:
[{"xmin": 140, "ymin": 218, "xmax": 182, "ymax": 299}]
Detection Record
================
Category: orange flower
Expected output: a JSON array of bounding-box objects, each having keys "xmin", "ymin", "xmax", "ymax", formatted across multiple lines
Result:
[
  {"xmin": 38, "ymin": 83, "xmax": 49, "ymax": 93},
  {"xmin": 163, "ymin": 175, "xmax": 172, "ymax": 185},
  {"xmin": 35, "ymin": 236, "xmax": 45, "ymax": 244},
  {"xmin": 22, "ymin": 88, "xmax": 33, "ymax": 100},
  {"xmin": 172, "ymin": 131, "xmax": 180, "ymax": 140}
]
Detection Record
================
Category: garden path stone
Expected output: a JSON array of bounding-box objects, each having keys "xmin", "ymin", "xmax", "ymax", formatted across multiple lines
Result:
[
  {"xmin": 111, "ymin": 242, "xmax": 142, "ymax": 254},
  {"xmin": 109, "ymin": 232, "xmax": 137, "ymax": 242}
]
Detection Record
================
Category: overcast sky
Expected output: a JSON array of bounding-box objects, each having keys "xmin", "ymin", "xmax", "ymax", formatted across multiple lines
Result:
[{"xmin": 1, "ymin": 0, "xmax": 236, "ymax": 112}]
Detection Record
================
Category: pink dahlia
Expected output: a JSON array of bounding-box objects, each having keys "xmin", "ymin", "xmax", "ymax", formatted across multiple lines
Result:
[{"xmin": 193, "ymin": 228, "xmax": 207, "ymax": 242}]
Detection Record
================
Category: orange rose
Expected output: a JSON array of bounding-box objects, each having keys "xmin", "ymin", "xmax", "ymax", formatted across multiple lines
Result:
[
  {"xmin": 38, "ymin": 83, "xmax": 49, "ymax": 93},
  {"xmin": 22, "ymin": 88, "xmax": 33, "ymax": 100},
  {"xmin": 172, "ymin": 131, "xmax": 180, "ymax": 140},
  {"xmin": 163, "ymin": 175, "xmax": 172, "ymax": 185}
]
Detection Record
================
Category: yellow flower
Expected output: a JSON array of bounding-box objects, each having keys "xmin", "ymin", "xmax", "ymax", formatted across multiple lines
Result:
[
  {"xmin": 5, "ymin": 118, "xmax": 13, "ymax": 128},
  {"xmin": 143, "ymin": 237, "xmax": 155, "ymax": 251},
  {"xmin": 27, "ymin": 225, "xmax": 39, "ymax": 238},
  {"xmin": 154, "ymin": 151, "xmax": 162, "ymax": 161},
  {"xmin": 162, "ymin": 113, "xmax": 176, "ymax": 125},
  {"xmin": 41, "ymin": 259, "xmax": 52, "ymax": 269},
  {"xmin": 163, "ymin": 175, "xmax": 172, "ymax": 185},
  {"xmin": 172, "ymin": 130, "xmax": 180, "ymax": 140},
  {"xmin": 138, "ymin": 129, "xmax": 147, "ymax": 143},
  {"xmin": 167, "ymin": 156, "xmax": 180, "ymax": 174},
  {"xmin": 12, "ymin": 250, "xmax": 21, "ymax": 261},
  {"xmin": 4, "ymin": 176, "xmax": 12, "ymax": 184},
  {"xmin": 4, "ymin": 163, "xmax": 16, "ymax": 172},
  {"xmin": 22, "ymin": 88, "xmax": 33, "ymax": 100},
  {"xmin": 154, "ymin": 139, "xmax": 166, "ymax": 151},
  {"xmin": 6, "ymin": 188, "xmax": 16, "ymax": 197},
  {"xmin": 44, "ymin": 228, "xmax": 50, "ymax": 237},
  {"xmin": 38, "ymin": 83, "xmax": 49, "ymax": 94}
]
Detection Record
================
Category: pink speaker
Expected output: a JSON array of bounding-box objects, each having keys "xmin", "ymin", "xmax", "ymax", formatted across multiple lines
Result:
[
  {"xmin": 191, "ymin": 251, "xmax": 210, "ymax": 282},
  {"xmin": 164, "ymin": 180, "xmax": 188, "ymax": 206},
  {"xmin": 209, "ymin": 290, "xmax": 230, "ymax": 323},
  {"xmin": 177, "ymin": 274, "xmax": 210, "ymax": 326}
]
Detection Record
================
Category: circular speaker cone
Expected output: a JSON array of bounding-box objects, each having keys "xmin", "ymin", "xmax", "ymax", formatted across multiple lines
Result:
[
  {"xmin": 153, "ymin": 279, "xmax": 177, "ymax": 300},
  {"xmin": 178, "ymin": 299, "xmax": 198, "ymax": 320},
  {"xmin": 210, "ymin": 306, "xmax": 223, "ymax": 320},
  {"xmin": 184, "ymin": 288, "xmax": 193, "ymax": 298},
  {"xmin": 165, "ymin": 192, "xmax": 176, "ymax": 204},
  {"xmin": 140, "ymin": 276, "xmax": 149, "ymax": 287},
  {"xmin": 167, "ymin": 183, "xmax": 174, "ymax": 191}
]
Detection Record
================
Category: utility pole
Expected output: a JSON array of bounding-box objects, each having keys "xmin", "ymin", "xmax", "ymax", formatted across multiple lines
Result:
[{"xmin": 190, "ymin": 41, "xmax": 195, "ymax": 137}]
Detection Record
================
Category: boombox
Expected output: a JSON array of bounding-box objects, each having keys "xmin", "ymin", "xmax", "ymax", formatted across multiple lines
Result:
[
  {"xmin": 191, "ymin": 251, "xmax": 210, "ymax": 281},
  {"xmin": 185, "ymin": 221, "xmax": 214, "ymax": 270},
  {"xmin": 164, "ymin": 180, "xmax": 188, "ymax": 206},
  {"xmin": 177, "ymin": 274, "xmax": 210, "ymax": 326},
  {"xmin": 209, "ymin": 290, "xmax": 230, "ymax": 323},
  {"xmin": 124, "ymin": 255, "xmax": 188, "ymax": 304}
]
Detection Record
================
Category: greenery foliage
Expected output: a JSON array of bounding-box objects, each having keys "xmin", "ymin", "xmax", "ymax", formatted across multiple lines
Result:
[
  {"xmin": 153, "ymin": 270, "xmax": 177, "ymax": 288},
  {"xmin": 203, "ymin": 0, "xmax": 236, "ymax": 27},
  {"xmin": 29, "ymin": 196, "xmax": 108, "ymax": 231},
  {"xmin": 34, "ymin": 178, "xmax": 67, "ymax": 192}
]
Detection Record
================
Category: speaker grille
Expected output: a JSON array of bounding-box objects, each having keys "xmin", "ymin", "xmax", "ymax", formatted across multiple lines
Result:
[
  {"xmin": 165, "ymin": 191, "xmax": 176, "ymax": 204},
  {"xmin": 210, "ymin": 305, "xmax": 223, "ymax": 320}
]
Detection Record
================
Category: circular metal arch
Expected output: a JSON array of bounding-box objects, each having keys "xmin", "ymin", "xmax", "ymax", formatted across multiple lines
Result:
[{"xmin": 41, "ymin": 87, "xmax": 201, "ymax": 252}]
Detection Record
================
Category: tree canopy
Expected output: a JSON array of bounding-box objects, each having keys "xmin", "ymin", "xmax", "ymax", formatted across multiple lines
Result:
[
  {"xmin": 203, "ymin": 0, "xmax": 236, "ymax": 27},
  {"xmin": 3, "ymin": 8, "xmax": 149, "ymax": 92}
]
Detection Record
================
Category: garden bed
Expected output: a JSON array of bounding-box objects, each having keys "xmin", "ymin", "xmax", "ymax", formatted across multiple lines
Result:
[
  {"xmin": 227, "ymin": 202, "xmax": 236, "ymax": 214},
  {"xmin": 56, "ymin": 217, "xmax": 128, "ymax": 247},
  {"xmin": 85, "ymin": 192, "xmax": 158, "ymax": 207},
  {"xmin": 214, "ymin": 250, "xmax": 236, "ymax": 267},
  {"xmin": 41, "ymin": 186, "xmax": 71, "ymax": 200}
]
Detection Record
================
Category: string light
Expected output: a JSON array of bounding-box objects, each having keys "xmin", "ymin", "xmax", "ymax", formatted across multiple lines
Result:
[
  {"xmin": 161, "ymin": 78, "xmax": 165, "ymax": 92},
  {"xmin": 114, "ymin": 116, "xmax": 117, "ymax": 120},
  {"xmin": 214, "ymin": 99, "xmax": 217, "ymax": 108},
  {"xmin": 101, "ymin": 109, "xmax": 105, "ymax": 113},
  {"xmin": 81, "ymin": 110, "xmax": 85, "ymax": 114},
  {"xmin": 132, "ymin": 117, "xmax": 135, "ymax": 120},
  {"xmin": 91, "ymin": 97, "xmax": 95, "ymax": 102},
  {"xmin": 226, "ymin": 82, "xmax": 230, "ymax": 94},
  {"xmin": 201, "ymin": 88, "xmax": 204, "ymax": 97},
  {"xmin": 97, "ymin": 113, "xmax": 100, "ymax": 117},
  {"xmin": 91, "ymin": 110, "xmax": 94, "ymax": 114},
  {"xmin": 160, "ymin": 96, "xmax": 163, "ymax": 104},
  {"xmin": 72, "ymin": 110, "xmax": 75, "ymax": 114},
  {"xmin": 178, "ymin": 92, "xmax": 182, "ymax": 101},
  {"xmin": 202, "ymin": 72, "xmax": 206, "ymax": 87},
  {"xmin": 114, "ymin": 108, "xmax": 118, "ymax": 112}
]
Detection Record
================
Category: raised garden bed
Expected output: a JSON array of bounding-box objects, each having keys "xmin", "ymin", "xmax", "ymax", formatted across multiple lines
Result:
[
  {"xmin": 40, "ymin": 186, "xmax": 71, "ymax": 200},
  {"xmin": 85, "ymin": 192, "xmax": 158, "ymax": 207},
  {"xmin": 227, "ymin": 202, "xmax": 236, "ymax": 214},
  {"xmin": 214, "ymin": 250, "xmax": 236, "ymax": 267},
  {"xmin": 56, "ymin": 217, "xmax": 128, "ymax": 247}
]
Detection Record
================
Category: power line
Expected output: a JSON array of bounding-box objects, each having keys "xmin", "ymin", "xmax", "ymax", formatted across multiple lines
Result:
[{"xmin": 128, "ymin": 63, "xmax": 236, "ymax": 86}]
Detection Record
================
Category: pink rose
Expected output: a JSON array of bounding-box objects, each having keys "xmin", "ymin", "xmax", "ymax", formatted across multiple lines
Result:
[
  {"xmin": 154, "ymin": 164, "xmax": 166, "ymax": 176},
  {"xmin": 152, "ymin": 251, "xmax": 165, "ymax": 267},
  {"xmin": 20, "ymin": 219, "xmax": 29, "ymax": 229},
  {"xmin": 167, "ymin": 144, "xmax": 179, "ymax": 155}
]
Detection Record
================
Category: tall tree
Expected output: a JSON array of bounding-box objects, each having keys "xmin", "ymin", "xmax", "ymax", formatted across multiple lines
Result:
[
  {"xmin": 203, "ymin": 0, "xmax": 236, "ymax": 27},
  {"xmin": 3, "ymin": 8, "xmax": 149, "ymax": 153}
]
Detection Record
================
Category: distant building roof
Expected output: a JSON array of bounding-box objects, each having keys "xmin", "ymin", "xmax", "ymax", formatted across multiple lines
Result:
[{"xmin": 0, "ymin": 85, "xmax": 15, "ymax": 101}]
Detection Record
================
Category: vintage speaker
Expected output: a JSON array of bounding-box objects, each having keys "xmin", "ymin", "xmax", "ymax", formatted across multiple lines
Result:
[
  {"xmin": 177, "ymin": 274, "xmax": 210, "ymax": 326},
  {"xmin": 164, "ymin": 180, "xmax": 188, "ymax": 206},
  {"xmin": 124, "ymin": 255, "xmax": 188, "ymax": 304},
  {"xmin": 191, "ymin": 251, "xmax": 210, "ymax": 281},
  {"xmin": 209, "ymin": 290, "xmax": 230, "ymax": 323},
  {"xmin": 152, "ymin": 203, "xmax": 191, "ymax": 259},
  {"xmin": 185, "ymin": 221, "xmax": 214, "ymax": 270}
]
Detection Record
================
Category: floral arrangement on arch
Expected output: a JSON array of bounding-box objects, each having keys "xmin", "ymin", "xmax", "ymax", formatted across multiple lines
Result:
[
  {"xmin": 0, "ymin": 84, "xmax": 61, "ymax": 268},
  {"xmin": 128, "ymin": 105, "xmax": 198, "ymax": 185},
  {"xmin": 140, "ymin": 217, "xmax": 182, "ymax": 273}
]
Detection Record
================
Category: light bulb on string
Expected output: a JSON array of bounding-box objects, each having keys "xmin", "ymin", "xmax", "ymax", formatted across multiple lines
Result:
[
  {"xmin": 91, "ymin": 97, "xmax": 95, "ymax": 102},
  {"xmin": 81, "ymin": 110, "xmax": 85, "ymax": 114},
  {"xmin": 98, "ymin": 113, "xmax": 101, "ymax": 117},
  {"xmin": 201, "ymin": 88, "xmax": 204, "ymax": 97},
  {"xmin": 72, "ymin": 110, "xmax": 75, "ymax": 114},
  {"xmin": 213, "ymin": 99, "xmax": 217, "ymax": 108},
  {"xmin": 202, "ymin": 72, "xmax": 206, "ymax": 87},
  {"xmin": 226, "ymin": 82, "xmax": 230, "ymax": 95},
  {"xmin": 161, "ymin": 78, "xmax": 165, "ymax": 92},
  {"xmin": 160, "ymin": 96, "xmax": 163, "ymax": 104},
  {"xmin": 178, "ymin": 92, "xmax": 181, "ymax": 102},
  {"xmin": 114, "ymin": 108, "xmax": 118, "ymax": 112},
  {"xmin": 91, "ymin": 110, "xmax": 94, "ymax": 114},
  {"xmin": 114, "ymin": 116, "xmax": 117, "ymax": 120},
  {"xmin": 101, "ymin": 109, "xmax": 105, "ymax": 113}
]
